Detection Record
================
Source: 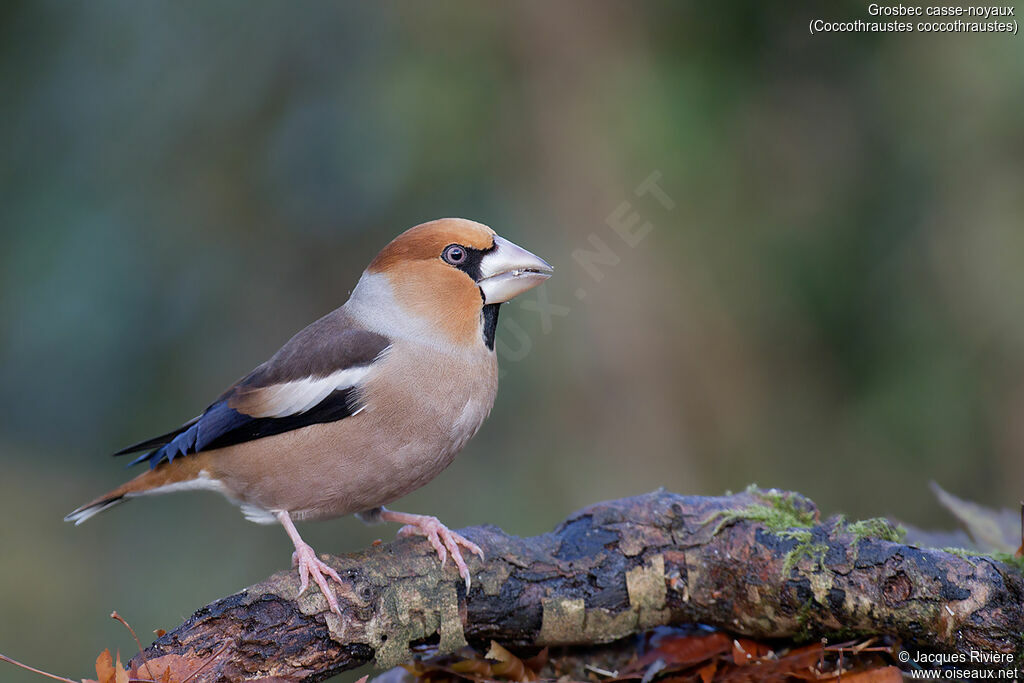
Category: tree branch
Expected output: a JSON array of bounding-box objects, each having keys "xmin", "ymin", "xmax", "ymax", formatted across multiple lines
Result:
[{"xmin": 133, "ymin": 488, "xmax": 1024, "ymax": 682}]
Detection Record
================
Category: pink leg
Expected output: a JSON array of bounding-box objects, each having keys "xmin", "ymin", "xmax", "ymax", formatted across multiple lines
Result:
[
  {"xmin": 378, "ymin": 508, "xmax": 484, "ymax": 590},
  {"xmin": 275, "ymin": 510, "xmax": 345, "ymax": 615}
]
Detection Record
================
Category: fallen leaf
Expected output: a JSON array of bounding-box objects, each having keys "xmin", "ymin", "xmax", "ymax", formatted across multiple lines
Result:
[
  {"xmin": 523, "ymin": 647, "xmax": 548, "ymax": 674},
  {"xmin": 485, "ymin": 641, "xmax": 533, "ymax": 681},
  {"xmin": 449, "ymin": 658, "xmax": 494, "ymax": 677},
  {"xmin": 721, "ymin": 643, "xmax": 823, "ymax": 681},
  {"xmin": 931, "ymin": 481, "xmax": 1018, "ymax": 553},
  {"xmin": 113, "ymin": 653, "xmax": 128, "ymax": 683},
  {"xmin": 144, "ymin": 653, "xmax": 205, "ymax": 683},
  {"xmin": 485, "ymin": 641, "xmax": 516, "ymax": 662},
  {"xmin": 730, "ymin": 638, "xmax": 771, "ymax": 666},
  {"xmin": 696, "ymin": 661, "xmax": 716, "ymax": 683},
  {"xmin": 627, "ymin": 632, "xmax": 732, "ymax": 673},
  {"xmin": 95, "ymin": 650, "xmax": 115, "ymax": 683}
]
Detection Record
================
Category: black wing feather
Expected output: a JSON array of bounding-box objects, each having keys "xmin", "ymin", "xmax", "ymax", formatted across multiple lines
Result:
[
  {"xmin": 114, "ymin": 307, "xmax": 389, "ymax": 469},
  {"xmin": 112, "ymin": 418, "xmax": 199, "ymax": 456},
  {"xmin": 126, "ymin": 388, "xmax": 359, "ymax": 469}
]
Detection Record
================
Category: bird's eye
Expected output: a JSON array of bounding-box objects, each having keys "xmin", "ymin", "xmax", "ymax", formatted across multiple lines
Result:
[{"xmin": 442, "ymin": 244, "xmax": 467, "ymax": 265}]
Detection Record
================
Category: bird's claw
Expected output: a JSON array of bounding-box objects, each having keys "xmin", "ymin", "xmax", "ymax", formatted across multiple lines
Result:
[
  {"xmin": 397, "ymin": 516, "xmax": 484, "ymax": 590},
  {"xmin": 292, "ymin": 542, "xmax": 345, "ymax": 615}
]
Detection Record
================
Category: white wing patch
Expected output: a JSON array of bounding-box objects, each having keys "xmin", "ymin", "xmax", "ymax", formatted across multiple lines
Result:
[{"xmin": 237, "ymin": 365, "xmax": 374, "ymax": 418}]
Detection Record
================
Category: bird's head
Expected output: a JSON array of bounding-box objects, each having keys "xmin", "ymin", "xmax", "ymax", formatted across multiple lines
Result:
[{"xmin": 351, "ymin": 218, "xmax": 553, "ymax": 349}]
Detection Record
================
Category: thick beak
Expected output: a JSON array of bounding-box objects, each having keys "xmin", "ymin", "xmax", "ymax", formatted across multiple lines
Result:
[{"xmin": 478, "ymin": 235, "xmax": 554, "ymax": 304}]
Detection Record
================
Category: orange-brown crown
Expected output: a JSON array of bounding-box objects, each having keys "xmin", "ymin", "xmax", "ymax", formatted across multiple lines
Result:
[{"xmin": 368, "ymin": 218, "xmax": 496, "ymax": 274}]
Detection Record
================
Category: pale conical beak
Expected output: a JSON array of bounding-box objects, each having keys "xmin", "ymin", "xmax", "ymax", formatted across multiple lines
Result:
[{"xmin": 477, "ymin": 235, "xmax": 554, "ymax": 304}]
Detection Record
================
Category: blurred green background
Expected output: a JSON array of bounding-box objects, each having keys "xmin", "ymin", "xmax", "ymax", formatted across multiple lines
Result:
[{"xmin": 2, "ymin": 1, "xmax": 1022, "ymax": 680}]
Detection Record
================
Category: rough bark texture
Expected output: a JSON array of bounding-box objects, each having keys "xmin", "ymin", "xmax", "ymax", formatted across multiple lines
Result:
[{"xmin": 134, "ymin": 488, "xmax": 1024, "ymax": 682}]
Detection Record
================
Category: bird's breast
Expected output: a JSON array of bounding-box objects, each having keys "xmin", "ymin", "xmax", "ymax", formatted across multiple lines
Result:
[{"xmin": 359, "ymin": 341, "xmax": 499, "ymax": 469}]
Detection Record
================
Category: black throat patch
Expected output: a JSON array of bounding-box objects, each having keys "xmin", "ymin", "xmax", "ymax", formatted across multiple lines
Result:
[
  {"xmin": 454, "ymin": 241, "xmax": 500, "ymax": 350},
  {"xmin": 482, "ymin": 303, "xmax": 500, "ymax": 350}
]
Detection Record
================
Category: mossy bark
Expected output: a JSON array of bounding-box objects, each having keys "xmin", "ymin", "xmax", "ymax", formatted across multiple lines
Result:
[{"xmin": 133, "ymin": 488, "xmax": 1024, "ymax": 682}]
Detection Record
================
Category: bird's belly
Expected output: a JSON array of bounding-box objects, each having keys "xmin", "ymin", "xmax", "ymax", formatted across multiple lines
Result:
[{"xmin": 208, "ymin": 350, "xmax": 497, "ymax": 521}]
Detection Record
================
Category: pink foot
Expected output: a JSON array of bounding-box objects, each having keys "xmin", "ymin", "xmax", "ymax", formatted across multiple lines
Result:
[
  {"xmin": 380, "ymin": 509, "xmax": 484, "ymax": 590},
  {"xmin": 292, "ymin": 540, "xmax": 345, "ymax": 615},
  {"xmin": 275, "ymin": 510, "xmax": 346, "ymax": 616}
]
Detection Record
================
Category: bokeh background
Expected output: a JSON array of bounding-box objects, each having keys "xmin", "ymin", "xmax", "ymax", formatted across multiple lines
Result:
[{"xmin": 2, "ymin": 2, "xmax": 1023, "ymax": 680}]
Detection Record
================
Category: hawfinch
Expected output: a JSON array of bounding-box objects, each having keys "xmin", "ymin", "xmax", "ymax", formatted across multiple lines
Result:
[{"xmin": 66, "ymin": 218, "xmax": 553, "ymax": 615}]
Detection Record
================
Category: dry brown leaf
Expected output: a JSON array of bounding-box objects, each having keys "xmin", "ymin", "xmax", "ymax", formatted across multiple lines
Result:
[
  {"xmin": 113, "ymin": 653, "xmax": 128, "ymax": 683},
  {"xmin": 145, "ymin": 653, "xmax": 206, "ymax": 683},
  {"xmin": 931, "ymin": 481, "xmax": 1018, "ymax": 553},
  {"xmin": 397, "ymin": 630, "xmax": 902, "ymax": 683},
  {"xmin": 627, "ymin": 632, "xmax": 732, "ymax": 673},
  {"xmin": 94, "ymin": 650, "xmax": 116, "ymax": 683},
  {"xmin": 719, "ymin": 644, "xmax": 824, "ymax": 682},
  {"xmin": 696, "ymin": 661, "xmax": 716, "ymax": 683},
  {"xmin": 449, "ymin": 657, "xmax": 494, "ymax": 677},
  {"xmin": 407, "ymin": 643, "xmax": 550, "ymax": 683},
  {"xmin": 485, "ymin": 641, "xmax": 533, "ymax": 681},
  {"xmin": 730, "ymin": 638, "xmax": 772, "ymax": 666},
  {"xmin": 485, "ymin": 641, "xmax": 515, "ymax": 662},
  {"xmin": 523, "ymin": 647, "xmax": 549, "ymax": 675}
]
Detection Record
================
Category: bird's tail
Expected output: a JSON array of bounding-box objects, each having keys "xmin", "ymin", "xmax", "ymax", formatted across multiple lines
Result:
[
  {"xmin": 64, "ymin": 455, "xmax": 213, "ymax": 525},
  {"xmin": 64, "ymin": 494, "xmax": 127, "ymax": 525}
]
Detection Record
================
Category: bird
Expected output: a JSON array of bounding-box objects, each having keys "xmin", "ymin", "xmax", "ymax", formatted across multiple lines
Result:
[{"xmin": 66, "ymin": 218, "xmax": 553, "ymax": 615}]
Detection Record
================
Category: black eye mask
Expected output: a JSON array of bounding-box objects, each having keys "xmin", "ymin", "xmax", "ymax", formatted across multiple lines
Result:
[{"xmin": 449, "ymin": 241, "xmax": 496, "ymax": 282}]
